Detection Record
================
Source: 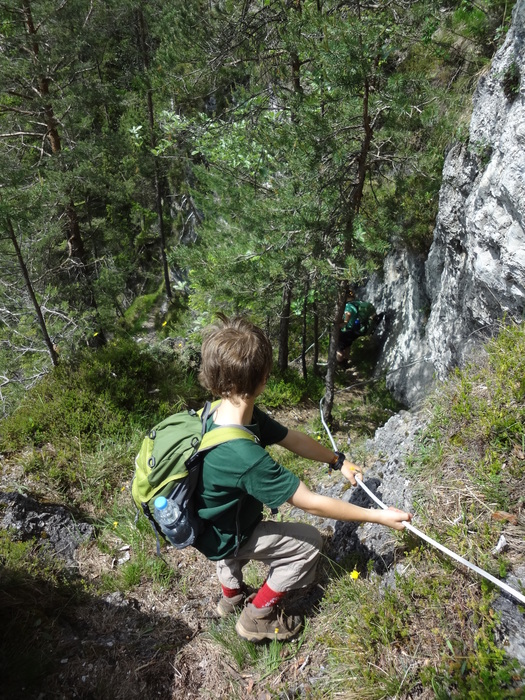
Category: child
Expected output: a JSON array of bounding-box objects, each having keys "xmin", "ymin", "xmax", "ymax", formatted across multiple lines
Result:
[{"xmin": 193, "ymin": 314, "xmax": 412, "ymax": 642}]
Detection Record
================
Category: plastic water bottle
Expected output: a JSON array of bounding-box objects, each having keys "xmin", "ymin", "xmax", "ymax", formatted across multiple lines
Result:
[{"xmin": 153, "ymin": 496, "xmax": 192, "ymax": 547}]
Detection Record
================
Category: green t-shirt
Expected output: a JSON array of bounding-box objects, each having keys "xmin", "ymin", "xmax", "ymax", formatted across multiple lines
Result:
[{"xmin": 193, "ymin": 406, "xmax": 300, "ymax": 560}]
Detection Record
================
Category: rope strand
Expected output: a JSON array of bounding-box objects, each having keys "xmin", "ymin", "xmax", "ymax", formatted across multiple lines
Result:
[{"xmin": 319, "ymin": 398, "xmax": 525, "ymax": 606}]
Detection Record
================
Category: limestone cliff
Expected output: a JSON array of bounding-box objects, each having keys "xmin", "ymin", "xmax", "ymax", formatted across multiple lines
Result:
[{"xmin": 367, "ymin": 0, "xmax": 525, "ymax": 407}]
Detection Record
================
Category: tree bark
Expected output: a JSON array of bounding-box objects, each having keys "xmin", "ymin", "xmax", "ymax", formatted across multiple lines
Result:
[
  {"xmin": 65, "ymin": 203, "xmax": 106, "ymax": 347},
  {"xmin": 22, "ymin": 0, "xmax": 62, "ymax": 154},
  {"xmin": 323, "ymin": 75, "xmax": 373, "ymax": 422},
  {"xmin": 137, "ymin": 7, "xmax": 172, "ymax": 300},
  {"xmin": 323, "ymin": 283, "xmax": 347, "ymax": 423},
  {"xmin": 301, "ymin": 284, "xmax": 308, "ymax": 380},
  {"xmin": 5, "ymin": 215, "xmax": 59, "ymax": 367},
  {"xmin": 312, "ymin": 300, "xmax": 320, "ymax": 376},
  {"xmin": 277, "ymin": 280, "xmax": 293, "ymax": 372},
  {"xmin": 22, "ymin": 0, "xmax": 105, "ymax": 346}
]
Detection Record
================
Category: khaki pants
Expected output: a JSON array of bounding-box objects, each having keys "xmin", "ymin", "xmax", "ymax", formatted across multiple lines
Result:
[{"xmin": 216, "ymin": 520, "xmax": 323, "ymax": 593}]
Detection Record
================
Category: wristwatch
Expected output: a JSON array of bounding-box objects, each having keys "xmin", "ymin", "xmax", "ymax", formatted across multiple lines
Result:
[{"xmin": 329, "ymin": 451, "xmax": 345, "ymax": 471}]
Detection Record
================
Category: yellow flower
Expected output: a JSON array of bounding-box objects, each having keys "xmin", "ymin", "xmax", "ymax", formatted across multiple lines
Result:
[
  {"xmin": 113, "ymin": 521, "xmax": 118, "ymax": 529},
  {"xmin": 93, "ymin": 331, "xmax": 99, "ymax": 337},
  {"xmin": 350, "ymin": 569, "xmax": 359, "ymax": 580},
  {"xmin": 162, "ymin": 321, "xmax": 167, "ymax": 327},
  {"xmin": 317, "ymin": 435, "xmax": 321, "ymax": 441}
]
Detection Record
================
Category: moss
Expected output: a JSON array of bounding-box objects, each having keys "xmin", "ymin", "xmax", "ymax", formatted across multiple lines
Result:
[{"xmin": 502, "ymin": 61, "xmax": 521, "ymax": 100}]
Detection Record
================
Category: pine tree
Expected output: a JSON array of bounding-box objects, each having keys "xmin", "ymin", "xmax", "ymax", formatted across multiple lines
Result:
[{"xmin": 152, "ymin": 0, "xmax": 444, "ymax": 419}]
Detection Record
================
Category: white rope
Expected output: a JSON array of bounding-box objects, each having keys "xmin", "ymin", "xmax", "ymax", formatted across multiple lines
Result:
[{"xmin": 319, "ymin": 398, "xmax": 525, "ymax": 606}]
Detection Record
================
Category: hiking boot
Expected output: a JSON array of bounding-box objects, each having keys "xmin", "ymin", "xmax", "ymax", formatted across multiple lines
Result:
[
  {"xmin": 216, "ymin": 586, "xmax": 253, "ymax": 618},
  {"xmin": 216, "ymin": 591, "xmax": 245, "ymax": 617},
  {"xmin": 235, "ymin": 602, "xmax": 303, "ymax": 642}
]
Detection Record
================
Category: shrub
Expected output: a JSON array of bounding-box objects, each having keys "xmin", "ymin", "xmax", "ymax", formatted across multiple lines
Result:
[
  {"xmin": 0, "ymin": 337, "xmax": 202, "ymax": 499},
  {"xmin": 262, "ymin": 369, "xmax": 324, "ymax": 409},
  {"xmin": 502, "ymin": 61, "xmax": 521, "ymax": 100}
]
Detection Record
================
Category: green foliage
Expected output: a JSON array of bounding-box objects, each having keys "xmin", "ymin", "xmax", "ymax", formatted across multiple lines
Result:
[
  {"xmin": 0, "ymin": 338, "xmax": 200, "ymax": 499},
  {"xmin": 332, "ymin": 375, "xmax": 405, "ymax": 451},
  {"xmin": 306, "ymin": 323, "xmax": 525, "ymax": 697},
  {"xmin": 316, "ymin": 551, "xmax": 523, "ymax": 699},
  {"xmin": 450, "ymin": 0, "xmax": 514, "ymax": 54},
  {"xmin": 502, "ymin": 61, "xmax": 521, "ymax": 100},
  {"xmin": 469, "ymin": 138, "xmax": 494, "ymax": 166},
  {"xmin": 422, "ymin": 604, "xmax": 523, "ymax": 699},
  {"xmin": 1, "ymin": 1, "xmax": 524, "ymax": 696},
  {"xmin": 207, "ymin": 617, "xmax": 260, "ymax": 670},
  {"xmin": 99, "ymin": 549, "xmax": 176, "ymax": 593},
  {"xmin": 261, "ymin": 369, "xmax": 325, "ymax": 409},
  {"xmin": 1, "ymin": 0, "xmax": 516, "ymax": 410},
  {"xmin": 2, "ymin": 317, "xmax": 524, "ymax": 697},
  {"xmin": 207, "ymin": 614, "xmax": 307, "ymax": 675},
  {"xmin": 122, "ymin": 288, "xmax": 165, "ymax": 334},
  {"xmin": 412, "ymin": 322, "xmax": 525, "ymax": 512},
  {"xmin": 157, "ymin": 0, "xmax": 453, "ymax": 333},
  {"xmin": 0, "ymin": 0, "xmax": 187, "ymax": 406},
  {"xmin": 400, "ymin": 324, "xmax": 525, "ymax": 694}
]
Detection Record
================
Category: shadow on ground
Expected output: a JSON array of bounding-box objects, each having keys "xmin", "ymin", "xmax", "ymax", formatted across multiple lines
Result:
[{"xmin": 0, "ymin": 566, "xmax": 196, "ymax": 700}]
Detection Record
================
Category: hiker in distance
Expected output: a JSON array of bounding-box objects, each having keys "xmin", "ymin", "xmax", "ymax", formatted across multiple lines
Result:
[
  {"xmin": 336, "ymin": 289, "xmax": 379, "ymax": 366},
  {"xmin": 194, "ymin": 314, "xmax": 412, "ymax": 642}
]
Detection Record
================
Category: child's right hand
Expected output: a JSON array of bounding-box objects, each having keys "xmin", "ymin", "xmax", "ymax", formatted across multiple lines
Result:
[
  {"xmin": 379, "ymin": 507, "xmax": 412, "ymax": 531},
  {"xmin": 341, "ymin": 459, "xmax": 363, "ymax": 485}
]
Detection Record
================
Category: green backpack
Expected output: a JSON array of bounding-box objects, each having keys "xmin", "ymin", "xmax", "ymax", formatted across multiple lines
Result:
[
  {"xmin": 353, "ymin": 301, "xmax": 376, "ymax": 333},
  {"xmin": 344, "ymin": 300, "xmax": 376, "ymax": 335},
  {"xmin": 132, "ymin": 400, "xmax": 256, "ymax": 551}
]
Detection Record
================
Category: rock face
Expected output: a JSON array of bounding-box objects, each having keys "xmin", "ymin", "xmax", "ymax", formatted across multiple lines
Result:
[
  {"xmin": 327, "ymin": 410, "xmax": 421, "ymax": 570},
  {"xmin": 366, "ymin": 0, "xmax": 525, "ymax": 407},
  {"xmin": 365, "ymin": 249, "xmax": 435, "ymax": 407},
  {"xmin": 0, "ymin": 491, "xmax": 93, "ymax": 570},
  {"xmin": 324, "ymin": 410, "xmax": 525, "ymax": 669}
]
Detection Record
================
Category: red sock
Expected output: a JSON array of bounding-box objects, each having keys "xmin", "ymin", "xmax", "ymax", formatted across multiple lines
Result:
[
  {"xmin": 221, "ymin": 584, "xmax": 243, "ymax": 598},
  {"xmin": 251, "ymin": 582, "xmax": 285, "ymax": 609}
]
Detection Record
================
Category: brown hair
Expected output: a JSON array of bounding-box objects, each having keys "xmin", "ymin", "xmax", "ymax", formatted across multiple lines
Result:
[{"xmin": 198, "ymin": 314, "xmax": 273, "ymax": 399}]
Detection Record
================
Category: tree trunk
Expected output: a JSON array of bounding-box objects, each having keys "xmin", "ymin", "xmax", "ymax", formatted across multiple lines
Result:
[
  {"xmin": 65, "ymin": 203, "xmax": 106, "ymax": 347},
  {"xmin": 312, "ymin": 300, "xmax": 320, "ymax": 376},
  {"xmin": 22, "ymin": 0, "xmax": 62, "ymax": 154},
  {"xmin": 66, "ymin": 202, "xmax": 87, "ymax": 262},
  {"xmin": 290, "ymin": 0, "xmax": 303, "ymax": 124},
  {"xmin": 323, "ymin": 75, "xmax": 373, "ymax": 423},
  {"xmin": 153, "ymin": 161, "xmax": 172, "ymax": 301},
  {"xmin": 5, "ymin": 215, "xmax": 59, "ymax": 367},
  {"xmin": 301, "ymin": 284, "xmax": 308, "ymax": 380},
  {"xmin": 22, "ymin": 0, "xmax": 105, "ymax": 346},
  {"xmin": 277, "ymin": 281, "xmax": 293, "ymax": 372},
  {"xmin": 137, "ymin": 8, "xmax": 172, "ymax": 300},
  {"xmin": 323, "ymin": 285, "xmax": 357, "ymax": 424},
  {"xmin": 322, "ymin": 282, "xmax": 347, "ymax": 423}
]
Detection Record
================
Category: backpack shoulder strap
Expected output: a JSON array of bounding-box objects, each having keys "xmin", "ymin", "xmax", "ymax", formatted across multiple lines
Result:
[
  {"xmin": 196, "ymin": 400, "xmax": 258, "ymax": 451},
  {"xmin": 199, "ymin": 425, "xmax": 257, "ymax": 452},
  {"xmin": 197, "ymin": 399, "xmax": 221, "ymax": 426}
]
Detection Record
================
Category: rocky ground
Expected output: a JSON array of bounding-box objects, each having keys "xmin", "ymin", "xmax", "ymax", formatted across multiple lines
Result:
[{"xmin": 1, "ymin": 399, "xmax": 524, "ymax": 699}]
